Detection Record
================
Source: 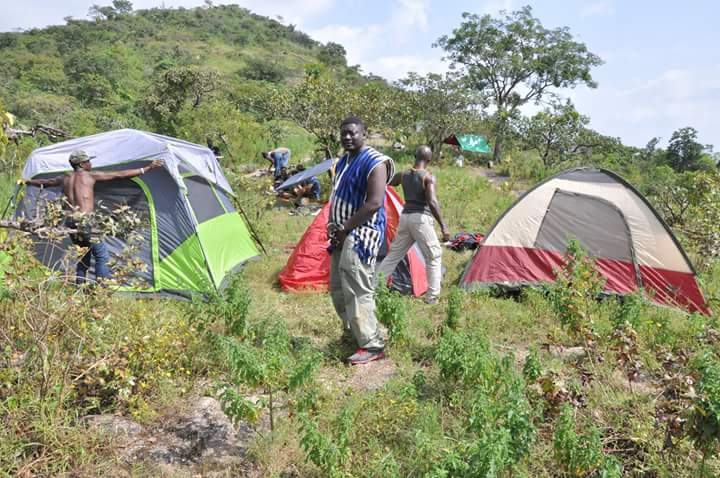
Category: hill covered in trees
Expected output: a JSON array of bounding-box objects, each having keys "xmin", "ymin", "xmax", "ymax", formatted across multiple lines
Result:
[{"xmin": 0, "ymin": 1, "xmax": 363, "ymax": 160}]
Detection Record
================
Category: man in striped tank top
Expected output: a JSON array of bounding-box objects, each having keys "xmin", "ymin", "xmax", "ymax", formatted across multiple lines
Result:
[
  {"xmin": 377, "ymin": 145, "xmax": 449, "ymax": 304},
  {"xmin": 327, "ymin": 117, "xmax": 395, "ymax": 365}
]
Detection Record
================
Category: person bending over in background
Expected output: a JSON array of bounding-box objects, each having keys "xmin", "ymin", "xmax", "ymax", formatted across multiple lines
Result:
[
  {"xmin": 327, "ymin": 116, "xmax": 394, "ymax": 365},
  {"xmin": 24, "ymin": 150, "xmax": 163, "ymax": 285},
  {"xmin": 376, "ymin": 145, "xmax": 449, "ymax": 304},
  {"xmin": 262, "ymin": 147, "xmax": 291, "ymax": 180}
]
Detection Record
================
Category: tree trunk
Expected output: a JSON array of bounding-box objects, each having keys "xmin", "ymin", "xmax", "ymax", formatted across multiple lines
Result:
[
  {"xmin": 430, "ymin": 140, "xmax": 442, "ymax": 162},
  {"xmin": 493, "ymin": 137, "xmax": 503, "ymax": 163},
  {"xmin": 493, "ymin": 110, "xmax": 507, "ymax": 163}
]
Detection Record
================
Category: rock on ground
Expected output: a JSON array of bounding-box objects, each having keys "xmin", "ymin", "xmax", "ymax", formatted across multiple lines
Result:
[{"xmin": 87, "ymin": 397, "xmax": 257, "ymax": 477}]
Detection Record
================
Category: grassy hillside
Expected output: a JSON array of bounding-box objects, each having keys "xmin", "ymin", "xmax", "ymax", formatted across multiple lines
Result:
[
  {"xmin": 0, "ymin": 4, "xmax": 358, "ymax": 166},
  {"xmin": 2, "ymin": 5, "xmax": 720, "ymax": 477},
  {"xmin": 2, "ymin": 154, "xmax": 719, "ymax": 476}
]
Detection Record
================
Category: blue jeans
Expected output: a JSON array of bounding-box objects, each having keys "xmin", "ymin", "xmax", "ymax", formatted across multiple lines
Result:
[
  {"xmin": 76, "ymin": 242, "xmax": 110, "ymax": 285},
  {"xmin": 308, "ymin": 177, "xmax": 321, "ymax": 200},
  {"xmin": 272, "ymin": 151, "xmax": 290, "ymax": 179}
]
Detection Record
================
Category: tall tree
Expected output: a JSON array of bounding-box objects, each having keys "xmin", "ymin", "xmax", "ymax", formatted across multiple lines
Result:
[
  {"xmin": 519, "ymin": 100, "xmax": 587, "ymax": 167},
  {"xmin": 143, "ymin": 66, "xmax": 220, "ymax": 134},
  {"xmin": 666, "ymin": 126, "xmax": 704, "ymax": 172},
  {"xmin": 88, "ymin": 0, "xmax": 133, "ymax": 21},
  {"xmin": 436, "ymin": 6, "xmax": 602, "ymax": 162},
  {"xmin": 263, "ymin": 69, "xmax": 399, "ymax": 155},
  {"xmin": 398, "ymin": 72, "xmax": 483, "ymax": 159}
]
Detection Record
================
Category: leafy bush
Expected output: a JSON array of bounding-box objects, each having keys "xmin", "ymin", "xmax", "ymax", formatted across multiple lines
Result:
[
  {"xmin": 238, "ymin": 57, "xmax": 289, "ymax": 83},
  {"xmin": 206, "ymin": 279, "xmax": 322, "ymax": 432},
  {"xmin": 553, "ymin": 405, "xmax": 622, "ymax": 477},
  {"xmin": 435, "ymin": 329, "xmax": 494, "ymax": 386},
  {"xmin": 187, "ymin": 274, "xmax": 252, "ymax": 337},
  {"xmin": 445, "ymin": 285, "xmax": 463, "ymax": 331},
  {"xmin": 523, "ymin": 347, "xmax": 542, "ymax": 383},
  {"xmin": 610, "ymin": 291, "xmax": 643, "ymax": 330},
  {"xmin": 0, "ymin": 233, "xmax": 203, "ymax": 474},
  {"xmin": 376, "ymin": 276, "xmax": 409, "ymax": 346},
  {"xmin": 432, "ymin": 329, "xmax": 535, "ymax": 476},
  {"xmin": 498, "ymin": 150, "xmax": 547, "ymax": 182},
  {"xmin": 687, "ymin": 356, "xmax": 720, "ymax": 474},
  {"xmin": 298, "ymin": 406, "xmax": 353, "ymax": 478},
  {"xmin": 548, "ymin": 239, "xmax": 606, "ymax": 345}
]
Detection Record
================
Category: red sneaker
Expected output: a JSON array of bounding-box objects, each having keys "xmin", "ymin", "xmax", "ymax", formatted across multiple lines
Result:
[{"xmin": 347, "ymin": 348, "xmax": 385, "ymax": 365}]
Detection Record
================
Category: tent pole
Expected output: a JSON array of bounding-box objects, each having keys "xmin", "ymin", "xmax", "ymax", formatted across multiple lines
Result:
[
  {"xmin": 236, "ymin": 200, "xmax": 268, "ymax": 255},
  {"xmin": 214, "ymin": 132, "xmax": 268, "ymax": 256}
]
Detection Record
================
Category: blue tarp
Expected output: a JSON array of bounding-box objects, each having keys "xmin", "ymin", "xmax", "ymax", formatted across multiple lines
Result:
[{"xmin": 275, "ymin": 158, "xmax": 334, "ymax": 191}]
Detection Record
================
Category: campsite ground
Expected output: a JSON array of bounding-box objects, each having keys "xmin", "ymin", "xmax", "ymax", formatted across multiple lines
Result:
[
  {"xmin": 2, "ymin": 160, "xmax": 719, "ymax": 477},
  {"xmin": 203, "ymin": 160, "xmax": 719, "ymax": 476},
  {"xmin": 227, "ymin": 161, "xmax": 719, "ymax": 477}
]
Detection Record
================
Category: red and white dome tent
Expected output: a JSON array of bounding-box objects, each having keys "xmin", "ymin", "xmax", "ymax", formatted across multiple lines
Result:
[{"xmin": 459, "ymin": 168, "xmax": 711, "ymax": 315}]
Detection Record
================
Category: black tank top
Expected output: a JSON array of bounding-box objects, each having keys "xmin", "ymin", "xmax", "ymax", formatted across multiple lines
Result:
[{"xmin": 401, "ymin": 169, "xmax": 431, "ymax": 215}]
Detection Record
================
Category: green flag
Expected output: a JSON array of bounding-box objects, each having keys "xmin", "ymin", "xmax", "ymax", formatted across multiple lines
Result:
[{"xmin": 455, "ymin": 134, "xmax": 491, "ymax": 153}]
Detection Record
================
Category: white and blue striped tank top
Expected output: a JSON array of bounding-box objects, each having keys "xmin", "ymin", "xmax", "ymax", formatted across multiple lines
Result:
[{"xmin": 329, "ymin": 146, "xmax": 394, "ymax": 265}]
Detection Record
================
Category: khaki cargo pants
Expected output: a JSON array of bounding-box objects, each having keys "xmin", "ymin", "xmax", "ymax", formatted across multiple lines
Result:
[
  {"xmin": 376, "ymin": 212, "xmax": 443, "ymax": 299},
  {"xmin": 330, "ymin": 235, "xmax": 385, "ymax": 350}
]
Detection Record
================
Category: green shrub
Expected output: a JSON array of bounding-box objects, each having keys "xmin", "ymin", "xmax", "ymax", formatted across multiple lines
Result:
[
  {"xmin": 238, "ymin": 57, "xmax": 289, "ymax": 83},
  {"xmin": 432, "ymin": 329, "xmax": 535, "ymax": 477},
  {"xmin": 610, "ymin": 291, "xmax": 644, "ymax": 330},
  {"xmin": 687, "ymin": 356, "xmax": 720, "ymax": 474},
  {"xmin": 548, "ymin": 239, "xmax": 606, "ymax": 344},
  {"xmin": 523, "ymin": 347, "xmax": 542, "ymax": 383},
  {"xmin": 215, "ymin": 315, "xmax": 321, "ymax": 432},
  {"xmin": 495, "ymin": 150, "xmax": 547, "ymax": 182},
  {"xmin": 434, "ymin": 329, "xmax": 494, "ymax": 386},
  {"xmin": 376, "ymin": 276, "xmax": 409, "ymax": 347},
  {"xmin": 553, "ymin": 405, "xmax": 622, "ymax": 478},
  {"xmin": 298, "ymin": 406, "xmax": 353, "ymax": 478},
  {"xmin": 445, "ymin": 285, "xmax": 463, "ymax": 331}
]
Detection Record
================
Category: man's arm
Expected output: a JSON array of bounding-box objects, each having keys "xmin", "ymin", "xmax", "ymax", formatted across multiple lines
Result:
[
  {"xmin": 91, "ymin": 160, "xmax": 163, "ymax": 182},
  {"xmin": 24, "ymin": 175, "xmax": 64, "ymax": 187},
  {"xmin": 424, "ymin": 174, "xmax": 450, "ymax": 242},
  {"xmin": 388, "ymin": 171, "xmax": 402, "ymax": 187},
  {"xmin": 331, "ymin": 163, "xmax": 388, "ymax": 246}
]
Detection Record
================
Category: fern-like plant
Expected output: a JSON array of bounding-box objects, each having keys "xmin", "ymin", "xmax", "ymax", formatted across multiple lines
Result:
[
  {"xmin": 548, "ymin": 239, "xmax": 606, "ymax": 346},
  {"xmin": 553, "ymin": 405, "xmax": 621, "ymax": 478}
]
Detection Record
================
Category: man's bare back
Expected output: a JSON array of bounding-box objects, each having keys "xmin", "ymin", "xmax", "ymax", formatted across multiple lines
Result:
[
  {"xmin": 63, "ymin": 170, "xmax": 97, "ymax": 213},
  {"xmin": 22, "ymin": 150, "xmax": 164, "ymax": 284},
  {"xmin": 26, "ymin": 155, "xmax": 163, "ymax": 214}
]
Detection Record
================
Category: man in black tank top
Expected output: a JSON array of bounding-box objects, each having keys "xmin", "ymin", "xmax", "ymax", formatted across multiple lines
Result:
[{"xmin": 377, "ymin": 145, "xmax": 449, "ymax": 304}]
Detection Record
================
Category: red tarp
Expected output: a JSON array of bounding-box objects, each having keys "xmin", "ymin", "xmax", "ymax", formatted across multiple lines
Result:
[{"xmin": 279, "ymin": 187, "xmax": 429, "ymax": 297}]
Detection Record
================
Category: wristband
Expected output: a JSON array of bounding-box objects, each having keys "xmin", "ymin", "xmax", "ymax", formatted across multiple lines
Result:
[{"xmin": 140, "ymin": 167, "xmax": 145, "ymax": 175}]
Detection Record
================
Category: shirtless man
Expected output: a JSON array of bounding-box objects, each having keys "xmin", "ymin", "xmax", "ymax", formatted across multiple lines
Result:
[
  {"xmin": 376, "ymin": 145, "xmax": 449, "ymax": 304},
  {"xmin": 25, "ymin": 150, "xmax": 163, "ymax": 284}
]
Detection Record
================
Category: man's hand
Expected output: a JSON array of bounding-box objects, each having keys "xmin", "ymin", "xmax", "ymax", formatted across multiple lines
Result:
[
  {"xmin": 327, "ymin": 223, "xmax": 347, "ymax": 248},
  {"xmin": 441, "ymin": 228, "xmax": 451, "ymax": 243},
  {"xmin": 148, "ymin": 159, "xmax": 164, "ymax": 170},
  {"xmin": 330, "ymin": 229, "xmax": 347, "ymax": 248}
]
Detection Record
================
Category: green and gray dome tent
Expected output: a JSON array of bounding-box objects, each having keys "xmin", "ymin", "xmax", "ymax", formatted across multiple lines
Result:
[{"xmin": 17, "ymin": 128, "xmax": 259, "ymax": 297}]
